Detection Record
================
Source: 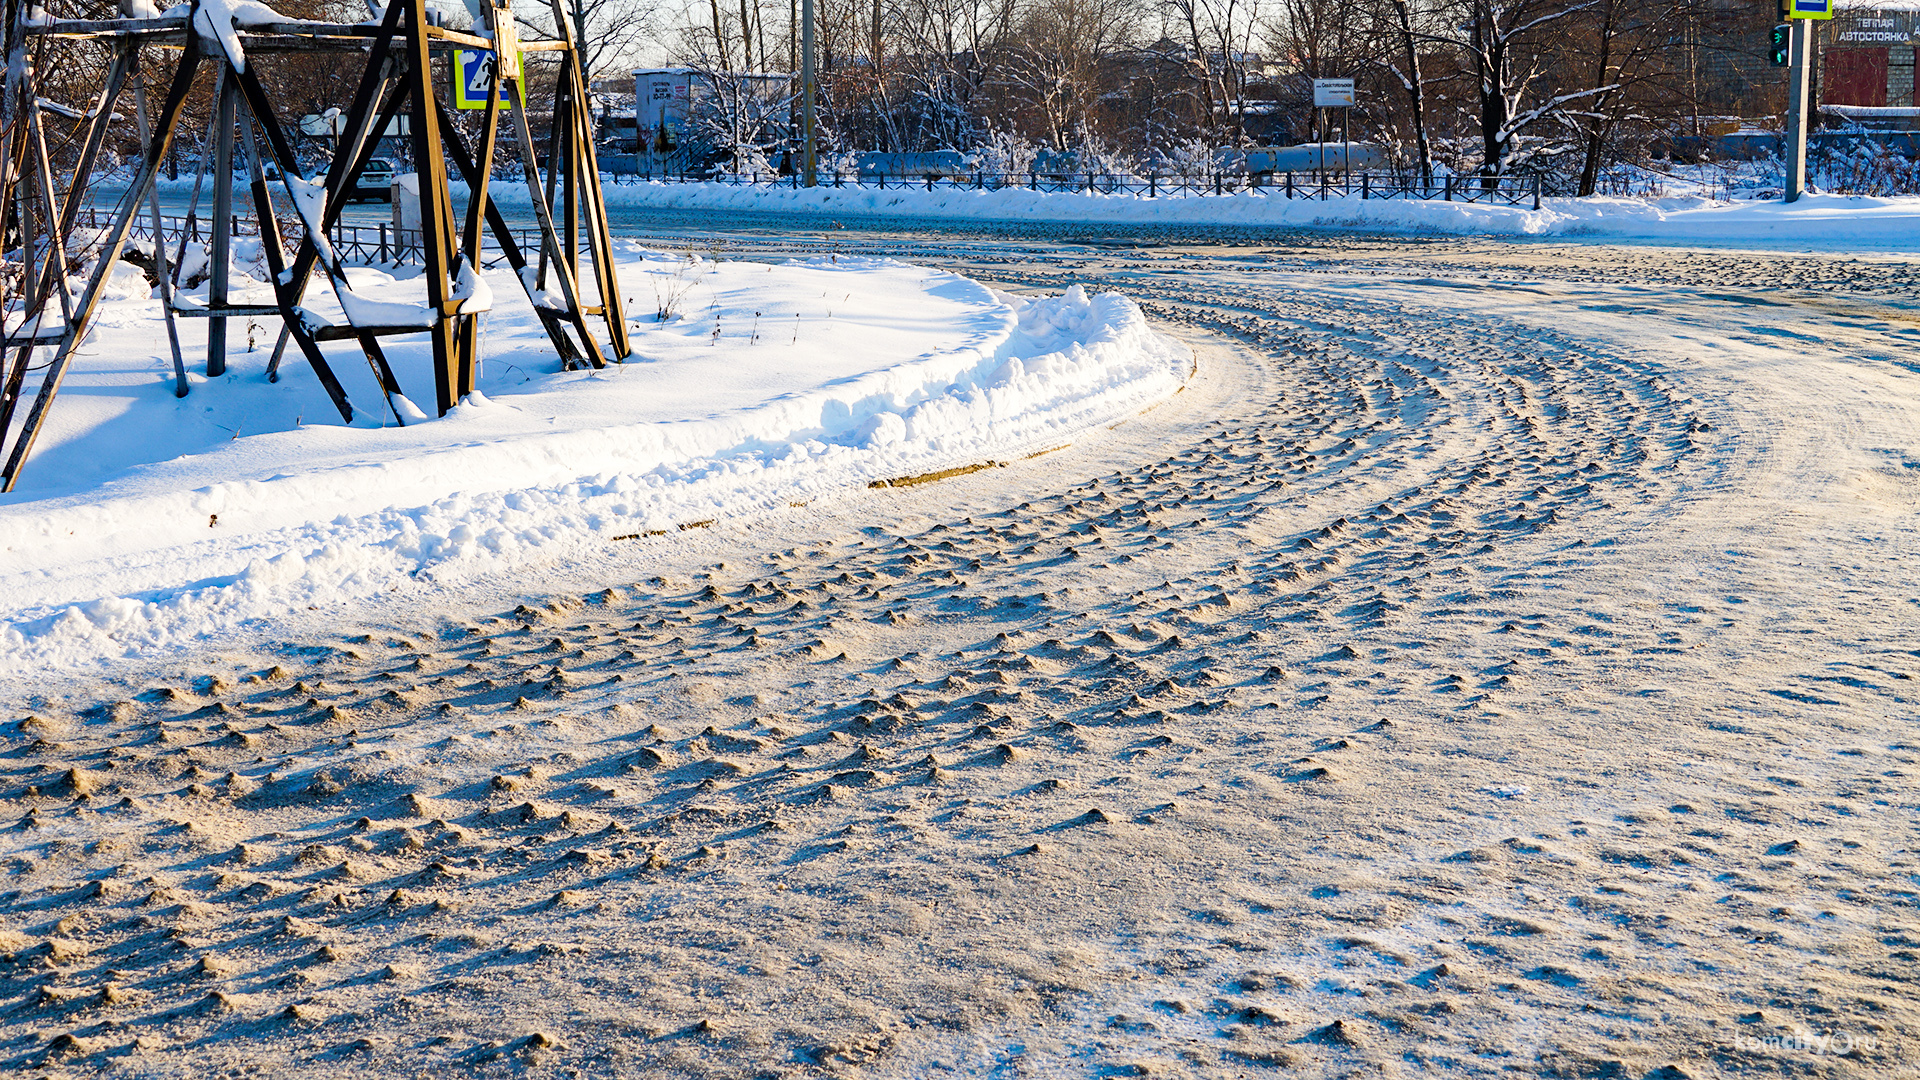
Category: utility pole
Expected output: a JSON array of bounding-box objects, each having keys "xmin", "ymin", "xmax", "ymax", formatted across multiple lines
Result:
[
  {"xmin": 1782, "ymin": 0, "xmax": 1831, "ymax": 202},
  {"xmin": 801, "ymin": 0, "xmax": 816, "ymax": 186},
  {"xmin": 1784, "ymin": 16, "xmax": 1812, "ymax": 202}
]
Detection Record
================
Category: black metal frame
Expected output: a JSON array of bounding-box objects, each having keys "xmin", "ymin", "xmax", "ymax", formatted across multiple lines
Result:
[{"xmin": 0, "ymin": 0, "xmax": 632, "ymax": 491}]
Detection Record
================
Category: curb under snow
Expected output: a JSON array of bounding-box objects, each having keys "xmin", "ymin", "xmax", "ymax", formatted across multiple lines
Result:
[
  {"xmin": 0, "ymin": 271, "xmax": 1191, "ymax": 669},
  {"xmin": 548, "ymin": 179, "xmax": 1920, "ymax": 247}
]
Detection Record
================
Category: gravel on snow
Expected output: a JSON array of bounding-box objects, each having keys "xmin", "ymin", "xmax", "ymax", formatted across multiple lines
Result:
[{"xmin": 0, "ymin": 233, "xmax": 1915, "ymax": 1079}]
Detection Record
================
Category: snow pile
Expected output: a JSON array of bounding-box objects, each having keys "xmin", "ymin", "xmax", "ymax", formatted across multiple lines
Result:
[
  {"xmin": 0, "ymin": 250, "xmax": 1190, "ymax": 668},
  {"xmin": 191, "ymin": 0, "xmax": 287, "ymax": 72},
  {"xmin": 578, "ymin": 180, "xmax": 1920, "ymax": 248}
]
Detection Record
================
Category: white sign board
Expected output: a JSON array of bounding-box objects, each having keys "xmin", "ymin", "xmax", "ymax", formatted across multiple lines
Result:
[{"xmin": 1313, "ymin": 78, "xmax": 1356, "ymax": 107}]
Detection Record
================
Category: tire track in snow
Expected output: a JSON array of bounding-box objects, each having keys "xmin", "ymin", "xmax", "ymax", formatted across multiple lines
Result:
[{"xmin": 0, "ymin": 237, "xmax": 1916, "ymax": 1078}]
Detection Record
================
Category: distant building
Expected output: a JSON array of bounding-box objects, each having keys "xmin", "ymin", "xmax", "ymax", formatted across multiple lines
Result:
[
  {"xmin": 635, "ymin": 68, "xmax": 699, "ymax": 155},
  {"xmin": 632, "ymin": 68, "xmax": 792, "ymax": 169},
  {"xmin": 1822, "ymin": 3, "xmax": 1920, "ymax": 121}
]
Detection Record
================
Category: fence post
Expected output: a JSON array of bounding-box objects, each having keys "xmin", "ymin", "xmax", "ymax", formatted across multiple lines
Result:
[
  {"xmin": 1361, "ymin": 173, "xmax": 1369, "ymax": 199},
  {"xmin": 1533, "ymin": 173, "xmax": 1542, "ymax": 211},
  {"xmin": 878, "ymin": 171, "xmax": 885, "ymax": 190},
  {"xmin": 926, "ymin": 174, "xmax": 934, "ymax": 191},
  {"xmin": 1214, "ymin": 172, "xmax": 1222, "ymax": 195},
  {"xmin": 1149, "ymin": 174, "xmax": 1157, "ymax": 198},
  {"xmin": 1285, "ymin": 172, "xmax": 1293, "ymax": 199},
  {"xmin": 1444, "ymin": 175, "xmax": 1453, "ymax": 201},
  {"xmin": 379, "ymin": 223, "xmax": 389, "ymax": 263}
]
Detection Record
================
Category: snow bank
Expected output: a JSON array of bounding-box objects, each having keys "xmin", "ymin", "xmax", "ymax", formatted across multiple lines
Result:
[
  {"xmin": 573, "ymin": 180, "xmax": 1920, "ymax": 249},
  {"xmin": 0, "ymin": 250, "xmax": 1190, "ymax": 668}
]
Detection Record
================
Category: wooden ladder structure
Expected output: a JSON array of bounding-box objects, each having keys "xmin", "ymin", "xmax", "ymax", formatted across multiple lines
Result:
[{"xmin": 0, "ymin": 0, "xmax": 630, "ymax": 492}]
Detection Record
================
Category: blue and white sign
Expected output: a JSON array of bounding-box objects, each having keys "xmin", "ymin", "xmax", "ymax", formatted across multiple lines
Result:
[{"xmin": 453, "ymin": 49, "xmax": 520, "ymax": 109}]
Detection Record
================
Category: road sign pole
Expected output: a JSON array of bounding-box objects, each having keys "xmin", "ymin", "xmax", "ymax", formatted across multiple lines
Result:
[
  {"xmin": 1784, "ymin": 16, "xmax": 1812, "ymax": 202},
  {"xmin": 801, "ymin": 0, "xmax": 816, "ymax": 188}
]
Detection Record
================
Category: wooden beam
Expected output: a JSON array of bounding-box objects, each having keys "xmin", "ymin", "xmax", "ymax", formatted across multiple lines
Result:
[
  {"xmin": 453, "ymin": 17, "xmax": 506, "ymax": 400},
  {"xmin": 403, "ymin": 0, "xmax": 460, "ymax": 415},
  {"xmin": 131, "ymin": 70, "xmax": 189, "ymax": 398},
  {"xmin": 54, "ymin": 46, "xmax": 135, "ymax": 240},
  {"xmin": 169, "ymin": 304, "xmax": 286, "ymax": 318},
  {"xmin": 503, "ymin": 68, "xmax": 605, "ymax": 369},
  {"xmin": 207, "ymin": 69, "xmax": 236, "ymax": 377},
  {"xmin": 557, "ymin": 17, "xmax": 632, "ymax": 359},
  {"xmin": 429, "ymin": 90, "xmax": 582, "ymax": 366},
  {"xmin": 36, "ymin": 15, "xmax": 187, "ymax": 33},
  {"xmin": 226, "ymin": 61, "xmax": 377, "ymax": 425},
  {"xmin": 277, "ymin": 0, "xmax": 404, "ymax": 301},
  {"xmin": 1, "ymin": 34, "xmax": 206, "ymax": 491}
]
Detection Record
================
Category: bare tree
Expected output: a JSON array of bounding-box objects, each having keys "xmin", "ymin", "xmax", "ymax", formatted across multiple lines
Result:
[
  {"xmin": 1159, "ymin": 0, "xmax": 1259, "ymax": 139},
  {"xmin": 1003, "ymin": 0, "xmax": 1140, "ymax": 148},
  {"xmin": 1420, "ymin": 0, "xmax": 1604, "ymax": 180},
  {"xmin": 1561, "ymin": 0, "xmax": 1702, "ymax": 194},
  {"xmin": 632, "ymin": 0, "xmax": 1774, "ymax": 189},
  {"xmin": 1380, "ymin": 0, "xmax": 1432, "ymax": 182},
  {"xmin": 565, "ymin": 0, "xmax": 657, "ymax": 80},
  {"xmin": 890, "ymin": 0, "xmax": 1018, "ymax": 147}
]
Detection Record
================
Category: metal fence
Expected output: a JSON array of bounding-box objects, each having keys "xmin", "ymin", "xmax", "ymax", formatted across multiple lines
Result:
[
  {"xmin": 79, "ymin": 206, "xmax": 545, "ymax": 269},
  {"xmin": 604, "ymin": 169, "xmax": 1545, "ymax": 209},
  {"xmin": 77, "ymin": 166, "xmax": 1541, "ymax": 273}
]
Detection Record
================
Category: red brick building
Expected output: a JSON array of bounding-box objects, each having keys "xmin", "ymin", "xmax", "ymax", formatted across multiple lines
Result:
[{"xmin": 1822, "ymin": 4, "xmax": 1920, "ymax": 114}]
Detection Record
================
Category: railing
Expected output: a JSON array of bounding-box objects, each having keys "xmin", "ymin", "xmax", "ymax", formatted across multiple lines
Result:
[
  {"xmin": 79, "ymin": 207, "xmax": 544, "ymax": 269},
  {"xmin": 603, "ymin": 169, "xmax": 1546, "ymax": 209},
  {"xmin": 77, "ymin": 168, "xmax": 1542, "ymax": 273}
]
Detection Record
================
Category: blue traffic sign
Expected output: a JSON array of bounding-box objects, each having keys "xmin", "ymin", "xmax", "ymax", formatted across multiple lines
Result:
[{"xmin": 453, "ymin": 49, "xmax": 519, "ymax": 109}]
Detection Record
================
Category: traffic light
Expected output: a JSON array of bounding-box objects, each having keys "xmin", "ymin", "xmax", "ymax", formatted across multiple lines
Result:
[{"xmin": 1770, "ymin": 22, "xmax": 1791, "ymax": 66}]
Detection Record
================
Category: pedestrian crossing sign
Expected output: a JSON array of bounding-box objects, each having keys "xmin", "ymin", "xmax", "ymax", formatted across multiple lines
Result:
[
  {"xmin": 1788, "ymin": 0, "xmax": 1833, "ymax": 19},
  {"xmin": 453, "ymin": 49, "xmax": 521, "ymax": 109}
]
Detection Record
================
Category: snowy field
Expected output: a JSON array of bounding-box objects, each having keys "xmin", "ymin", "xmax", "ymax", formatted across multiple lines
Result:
[
  {"xmin": 0, "ymin": 221, "xmax": 1916, "ymax": 1079},
  {"xmin": 0, "ymin": 245, "xmax": 1189, "ymax": 669}
]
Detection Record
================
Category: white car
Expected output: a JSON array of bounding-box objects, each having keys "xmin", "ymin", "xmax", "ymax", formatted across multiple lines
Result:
[
  {"xmin": 300, "ymin": 157, "xmax": 398, "ymax": 202},
  {"xmin": 354, "ymin": 158, "xmax": 397, "ymax": 202}
]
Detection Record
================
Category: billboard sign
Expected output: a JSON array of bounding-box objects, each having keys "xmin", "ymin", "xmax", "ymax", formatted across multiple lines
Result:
[{"xmin": 1313, "ymin": 78, "xmax": 1356, "ymax": 107}]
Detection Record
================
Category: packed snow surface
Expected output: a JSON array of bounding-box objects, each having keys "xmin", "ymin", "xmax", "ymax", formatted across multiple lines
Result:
[
  {"xmin": 581, "ymin": 179, "xmax": 1920, "ymax": 248},
  {"xmin": 0, "ymin": 236, "xmax": 1915, "ymax": 1079},
  {"xmin": 0, "ymin": 247, "xmax": 1190, "ymax": 668}
]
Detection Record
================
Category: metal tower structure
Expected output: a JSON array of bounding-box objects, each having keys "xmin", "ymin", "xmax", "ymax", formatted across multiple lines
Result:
[{"xmin": 0, "ymin": 0, "xmax": 631, "ymax": 491}]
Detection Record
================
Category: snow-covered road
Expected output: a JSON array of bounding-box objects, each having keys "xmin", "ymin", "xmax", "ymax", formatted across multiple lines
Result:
[{"xmin": 3, "ymin": 226, "xmax": 1917, "ymax": 1078}]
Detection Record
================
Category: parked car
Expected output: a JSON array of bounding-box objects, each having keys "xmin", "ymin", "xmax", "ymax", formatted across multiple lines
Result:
[
  {"xmin": 283, "ymin": 157, "xmax": 398, "ymax": 202},
  {"xmin": 355, "ymin": 158, "xmax": 397, "ymax": 202}
]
